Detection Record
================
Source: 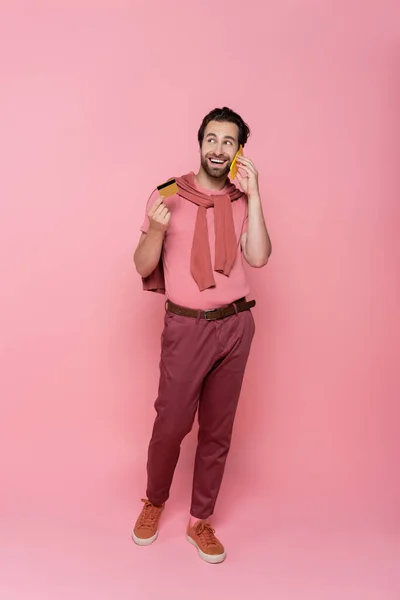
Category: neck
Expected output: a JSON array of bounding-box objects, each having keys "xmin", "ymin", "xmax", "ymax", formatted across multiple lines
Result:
[{"xmin": 194, "ymin": 166, "xmax": 228, "ymax": 192}]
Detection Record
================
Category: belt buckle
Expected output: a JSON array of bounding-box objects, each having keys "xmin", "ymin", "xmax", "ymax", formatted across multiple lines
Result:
[{"xmin": 203, "ymin": 309, "xmax": 216, "ymax": 321}]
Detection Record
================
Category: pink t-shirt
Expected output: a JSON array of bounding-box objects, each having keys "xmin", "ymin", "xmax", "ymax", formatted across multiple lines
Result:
[{"xmin": 140, "ymin": 174, "xmax": 250, "ymax": 310}]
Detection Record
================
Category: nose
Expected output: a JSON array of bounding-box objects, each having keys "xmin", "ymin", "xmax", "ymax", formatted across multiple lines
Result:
[{"xmin": 215, "ymin": 141, "xmax": 224, "ymax": 156}]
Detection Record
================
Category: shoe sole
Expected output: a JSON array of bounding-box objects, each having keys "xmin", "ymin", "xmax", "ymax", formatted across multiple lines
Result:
[
  {"xmin": 131, "ymin": 529, "xmax": 158, "ymax": 546},
  {"xmin": 186, "ymin": 534, "xmax": 226, "ymax": 564}
]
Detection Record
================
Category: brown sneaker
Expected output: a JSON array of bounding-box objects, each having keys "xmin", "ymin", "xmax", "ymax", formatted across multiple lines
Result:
[
  {"xmin": 132, "ymin": 499, "xmax": 164, "ymax": 546},
  {"xmin": 186, "ymin": 520, "xmax": 226, "ymax": 564}
]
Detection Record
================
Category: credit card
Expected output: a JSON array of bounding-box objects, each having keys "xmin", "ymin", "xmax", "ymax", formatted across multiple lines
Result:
[{"xmin": 157, "ymin": 178, "xmax": 179, "ymax": 198}]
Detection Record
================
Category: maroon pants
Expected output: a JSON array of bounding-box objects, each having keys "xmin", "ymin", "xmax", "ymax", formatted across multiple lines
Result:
[{"xmin": 146, "ymin": 307, "xmax": 255, "ymax": 520}]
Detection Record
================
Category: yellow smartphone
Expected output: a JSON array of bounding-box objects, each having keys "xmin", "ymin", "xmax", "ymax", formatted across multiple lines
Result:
[{"xmin": 230, "ymin": 145, "xmax": 243, "ymax": 180}]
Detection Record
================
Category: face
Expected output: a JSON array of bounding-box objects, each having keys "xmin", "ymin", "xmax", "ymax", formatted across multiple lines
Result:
[{"xmin": 200, "ymin": 120, "xmax": 240, "ymax": 179}]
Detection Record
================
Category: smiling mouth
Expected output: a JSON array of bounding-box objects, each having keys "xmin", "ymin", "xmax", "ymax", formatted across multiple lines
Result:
[{"xmin": 208, "ymin": 157, "xmax": 227, "ymax": 166}]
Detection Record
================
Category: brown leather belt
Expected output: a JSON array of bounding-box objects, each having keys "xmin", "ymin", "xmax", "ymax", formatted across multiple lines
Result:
[{"xmin": 166, "ymin": 298, "xmax": 256, "ymax": 321}]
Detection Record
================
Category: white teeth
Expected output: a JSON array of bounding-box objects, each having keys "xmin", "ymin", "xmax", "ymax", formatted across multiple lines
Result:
[{"xmin": 210, "ymin": 159, "xmax": 224, "ymax": 164}]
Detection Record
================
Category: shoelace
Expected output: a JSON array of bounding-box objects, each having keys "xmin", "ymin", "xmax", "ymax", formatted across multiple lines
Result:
[
  {"xmin": 194, "ymin": 521, "xmax": 220, "ymax": 547},
  {"xmin": 138, "ymin": 498, "xmax": 162, "ymax": 530}
]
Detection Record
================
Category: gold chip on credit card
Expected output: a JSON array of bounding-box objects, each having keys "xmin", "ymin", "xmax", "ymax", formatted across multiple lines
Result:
[{"xmin": 157, "ymin": 178, "xmax": 179, "ymax": 198}]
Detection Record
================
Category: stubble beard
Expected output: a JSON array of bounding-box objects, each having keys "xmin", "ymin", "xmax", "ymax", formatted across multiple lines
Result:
[{"xmin": 201, "ymin": 155, "xmax": 231, "ymax": 180}]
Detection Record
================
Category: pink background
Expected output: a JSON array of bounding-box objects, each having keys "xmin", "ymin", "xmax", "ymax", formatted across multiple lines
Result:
[{"xmin": 1, "ymin": 1, "xmax": 399, "ymax": 598}]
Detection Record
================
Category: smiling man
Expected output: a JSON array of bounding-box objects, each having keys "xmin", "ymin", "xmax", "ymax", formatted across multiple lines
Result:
[{"xmin": 132, "ymin": 107, "xmax": 271, "ymax": 564}]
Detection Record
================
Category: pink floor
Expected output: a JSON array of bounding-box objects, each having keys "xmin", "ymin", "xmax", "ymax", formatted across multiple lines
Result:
[{"xmin": 1, "ymin": 456, "xmax": 397, "ymax": 600}]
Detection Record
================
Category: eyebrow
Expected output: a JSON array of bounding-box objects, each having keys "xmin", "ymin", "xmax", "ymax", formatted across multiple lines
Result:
[{"xmin": 206, "ymin": 133, "xmax": 237, "ymax": 142}]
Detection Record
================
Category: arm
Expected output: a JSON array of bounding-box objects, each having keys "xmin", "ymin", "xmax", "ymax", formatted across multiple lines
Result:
[
  {"xmin": 241, "ymin": 192, "xmax": 272, "ymax": 268},
  {"xmin": 134, "ymin": 230, "xmax": 165, "ymax": 278},
  {"xmin": 236, "ymin": 155, "xmax": 271, "ymax": 268},
  {"xmin": 133, "ymin": 196, "xmax": 171, "ymax": 278}
]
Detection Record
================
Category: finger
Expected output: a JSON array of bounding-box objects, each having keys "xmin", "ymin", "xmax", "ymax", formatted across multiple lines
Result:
[
  {"xmin": 236, "ymin": 156, "xmax": 253, "ymax": 166},
  {"xmin": 149, "ymin": 196, "xmax": 164, "ymax": 216},
  {"xmin": 153, "ymin": 204, "xmax": 168, "ymax": 219},
  {"xmin": 236, "ymin": 169, "xmax": 249, "ymax": 181},
  {"xmin": 236, "ymin": 172, "xmax": 247, "ymax": 192},
  {"xmin": 158, "ymin": 207, "xmax": 169, "ymax": 220},
  {"xmin": 237, "ymin": 164, "xmax": 252, "ymax": 177},
  {"xmin": 162, "ymin": 211, "xmax": 171, "ymax": 224},
  {"xmin": 236, "ymin": 156, "xmax": 257, "ymax": 171},
  {"xmin": 236, "ymin": 155, "xmax": 252, "ymax": 164},
  {"xmin": 237, "ymin": 162, "xmax": 256, "ymax": 177}
]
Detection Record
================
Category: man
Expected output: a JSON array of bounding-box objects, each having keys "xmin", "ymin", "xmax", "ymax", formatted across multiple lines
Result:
[{"xmin": 132, "ymin": 107, "xmax": 271, "ymax": 564}]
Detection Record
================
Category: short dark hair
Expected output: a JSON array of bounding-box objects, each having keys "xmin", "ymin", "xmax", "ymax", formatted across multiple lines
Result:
[{"xmin": 198, "ymin": 107, "xmax": 251, "ymax": 148}]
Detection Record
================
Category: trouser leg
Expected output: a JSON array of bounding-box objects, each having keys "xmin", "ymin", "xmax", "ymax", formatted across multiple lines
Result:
[
  {"xmin": 146, "ymin": 311, "xmax": 219, "ymax": 506},
  {"xmin": 190, "ymin": 310, "xmax": 255, "ymax": 520}
]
